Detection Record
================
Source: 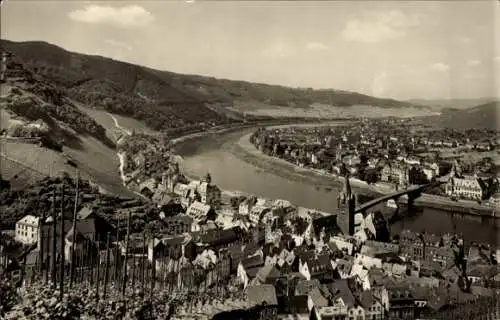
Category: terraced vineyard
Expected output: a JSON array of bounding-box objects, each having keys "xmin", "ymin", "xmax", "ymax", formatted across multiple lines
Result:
[{"xmin": 0, "ymin": 155, "xmax": 46, "ymax": 189}]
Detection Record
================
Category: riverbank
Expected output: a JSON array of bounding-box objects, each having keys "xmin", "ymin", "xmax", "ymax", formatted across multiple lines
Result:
[
  {"xmin": 233, "ymin": 131, "xmax": 387, "ymax": 196},
  {"xmin": 169, "ymin": 119, "xmax": 349, "ymax": 148},
  {"xmin": 234, "ymin": 131, "xmax": 499, "ymax": 217}
]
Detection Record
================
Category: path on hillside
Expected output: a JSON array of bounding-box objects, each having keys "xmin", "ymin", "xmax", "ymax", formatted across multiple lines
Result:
[
  {"xmin": 108, "ymin": 114, "xmax": 130, "ymax": 186},
  {"xmin": 108, "ymin": 114, "xmax": 150, "ymax": 201},
  {"xmin": 108, "ymin": 113, "xmax": 133, "ymax": 136}
]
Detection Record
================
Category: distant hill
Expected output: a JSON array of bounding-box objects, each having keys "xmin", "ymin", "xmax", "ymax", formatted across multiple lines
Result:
[
  {"xmin": 1, "ymin": 40, "xmax": 430, "ymax": 130},
  {"xmin": 427, "ymin": 101, "xmax": 499, "ymax": 130},
  {"xmin": 406, "ymin": 98, "xmax": 497, "ymax": 111}
]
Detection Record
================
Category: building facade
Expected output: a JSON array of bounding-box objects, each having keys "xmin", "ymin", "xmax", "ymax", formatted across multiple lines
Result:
[
  {"xmin": 445, "ymin": 176, "xmax": 485, "ymax": 200},
  {"xmin": 15, "ymin": 215, "xmax": 40, "ymax": 245}
]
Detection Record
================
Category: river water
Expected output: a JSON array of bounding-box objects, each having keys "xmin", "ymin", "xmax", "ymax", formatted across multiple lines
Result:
[{"xmin": 177, "ymin": 128, "xmax": 499, "ymax": 246}]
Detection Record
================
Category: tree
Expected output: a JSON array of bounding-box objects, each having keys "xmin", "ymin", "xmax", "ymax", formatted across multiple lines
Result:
[{"xmin": 364, "ymin": 170, "xmax": 379, "ymax": 184}]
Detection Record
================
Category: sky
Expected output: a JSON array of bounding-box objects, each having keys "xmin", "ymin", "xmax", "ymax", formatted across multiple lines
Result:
[{"xmin": 1, "ymin": 0, "xmax": 499, "ymax": 100}]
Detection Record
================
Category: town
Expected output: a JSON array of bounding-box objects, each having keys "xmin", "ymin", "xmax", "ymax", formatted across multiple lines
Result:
[
  {"xmin": 1, "ymin": 129, "xmax": 499, "ymax": 319},
  {"xmin": 250, "ymin": 120, "xmax": 500, "ymax": 209}
]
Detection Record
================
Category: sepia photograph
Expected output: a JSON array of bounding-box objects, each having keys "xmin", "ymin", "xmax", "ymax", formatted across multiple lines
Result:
[{"xmin": 0, "ymin": 0, "xmax": 499, "ymax": 319}]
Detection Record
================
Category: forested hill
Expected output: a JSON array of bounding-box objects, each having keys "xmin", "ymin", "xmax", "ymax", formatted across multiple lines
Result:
[
  {"xmin": 1, "ymin": 52, "xmax": 114, "ymax": 149},
  {"xmin": 428, "ymin": 101, "xmax": 499, "ymax": 130},
  {"xmin": 1, "ymin": 40, "xmax": 428, "ymax": 131}
]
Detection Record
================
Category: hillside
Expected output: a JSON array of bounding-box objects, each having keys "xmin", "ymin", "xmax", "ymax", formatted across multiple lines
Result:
[
  {"xmin": 426, "ymin": 101, "xmax": 499, "ymax": 130},
  {"xmin": 0, "ymin": 56, "xmax": 137, "ymax": 196},
  {"xmin": 406, "ymin": 98, "xmax": 497, "ymax": 111},
  {"xmin": 0, "ymin": 56, "xmax": 114, "ymax": 148},
  {"xmin": 0, "ymin": 40, "xmax": 430, "ymax": 129}
]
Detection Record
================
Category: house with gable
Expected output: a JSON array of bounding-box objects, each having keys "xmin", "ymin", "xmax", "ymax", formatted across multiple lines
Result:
[
  {"xmin": 138, "ymin": 177, "xmax": 158, "ymax": 199},
  {"xmin": 186, "ymin": 201, "xmax": 217, "ymax": 222},
  {"xmin": 250, "ymin": 264, "xmax": 282, "ymax": 286},
  {"xmin": 173, "ymin": 182, "xmax": 190, "ymax": 199},
  {"xmin": 152, "ymin": 190, "xmax": 184, "ymax": 215},
  {"xmin": 249, "ymin": 204, "xmax": 273, "ymax": 225},
  {"xmin": 246, "ymin": 284, "xmax": 279, "ymax": 320},
  {"xmin": 237, "ymin": 254, "xmax": 265, "ymax": 288},
  {"xmin": 312, "ymin": 215, "xmax": 343, "ymax": 241},
  {"xmin": 324, "ymin": 280, "xmax": 366, "ymax": 320},
  {"xmin": 350, "ymin": 263, "xmax": 371, "ymax": 291},
  {"xmin": 354, "ymin": 252, "xmax": 383, "ymax": 270},
  {"xmin": 192, "ymin": 227, "xmax": 242, "ymax": 253},
  {"xmin": 359, "ymin": 290, "xmax": 385, "ymax": 320},
  {"xmin": 299, "ymin": 254, "xmax": 335, "ymax": 282},
  {"xmin": 330, "ymin": 236, "xmax": 354, "ymax": 256},
  {"xmin": 161, "ymin": 214, "xmax": 193, "ymax": 236},
  {"xmin": 277, "ymin": 295, "xmax": 309, "ymax": 320},
  {"xmin": 15, "ymin": 215, "xmax": 39, "ymax": 245},
  {"xmin": 308, "ymin": 287, "xmax": 348, "ymax": 320},
  {"xmin": 361, "ymin": 240, "xmax": 400, "ymax": 257},
  {"xmin": 239, "ymin": 196, "xmax": 258, "ymax": 216},
  {"xmin": 197, "ymin": 173, "xmax": 222, "ymax": 208},
  {"xmin": 334, "ymin": 257, "xmax": 354, "ymax": 279}
]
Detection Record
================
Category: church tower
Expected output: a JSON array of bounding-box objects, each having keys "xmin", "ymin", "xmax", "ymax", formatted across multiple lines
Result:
[
  {"xmin": 344, "ymin": 174, "xmax": 356, "ymax": 236},
  {"xmin": 203, "ymin": 172, "xmax": 212, "ymax": 185},
  {"xmin": 165, "ymin": 161, "xmax": 181, "ymax": 193},
  {"xmin": 450, "ymin": 159, "xmax": 462, "ymax": 178},
  {"xmin": 338, "ymin": 167, "xmax": 356, "ymax": 236}
]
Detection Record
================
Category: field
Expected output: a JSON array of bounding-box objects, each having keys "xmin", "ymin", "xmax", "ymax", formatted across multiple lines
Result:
[
  {"xmin": 73, "ymin": 103, "xmax": 125, "ymax": 143},
  {"xmin": 111, "ymin": 113, "xmax": 158, "ymax": 135},
  {"xmin": 74, "ymin": 103, "xmax": 158, "ymax": 140}
]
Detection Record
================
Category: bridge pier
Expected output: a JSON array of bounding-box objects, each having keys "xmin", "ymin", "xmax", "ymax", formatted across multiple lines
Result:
[
  {"xmin": 407, "ymin": 191, "xmax": 421, "ymax": 212},
  {"xmin": 407, "ymin": 196, "xmax": 414, "ymax": 211}
]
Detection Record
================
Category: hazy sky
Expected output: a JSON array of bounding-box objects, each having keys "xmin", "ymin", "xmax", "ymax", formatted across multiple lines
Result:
[{"xmin": 1, "ymin": 0, "xmax": 499, "ymax": 100}]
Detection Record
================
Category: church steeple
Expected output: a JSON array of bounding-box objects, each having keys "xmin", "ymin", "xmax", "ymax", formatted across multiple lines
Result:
[
  {"xmin": 342, "ymin": 169, "xmax": 356, "ymax": 236},
  {"xmin": 204, "ymin": 172, "xmax": 212, "ymax": 185},
  {"xmin": 343, "ymin": 170, "xmax": 352, "ymax": 200}
]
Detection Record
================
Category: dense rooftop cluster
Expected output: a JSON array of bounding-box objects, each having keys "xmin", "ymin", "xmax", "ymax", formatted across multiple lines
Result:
[
  {"xmin": 3, "ymin": 137, "xmax": 499, "ymax": 319},
  {"xmin": 250, "ymin": 120, "xmax": 500, "ymax": 205}
]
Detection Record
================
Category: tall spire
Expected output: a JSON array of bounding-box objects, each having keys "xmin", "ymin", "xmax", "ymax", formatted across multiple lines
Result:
[
  {"xmin": 204, "ymin": 172, "xmax": 212, "ymax": 185},
  {"xmin": 342, "ymin": 164, "xmax": 352, "ymax": 200}
]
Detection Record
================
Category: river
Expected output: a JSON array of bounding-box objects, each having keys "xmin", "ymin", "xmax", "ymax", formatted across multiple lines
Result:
[{"xmin": 176, "ymin": 127, "xmax": 499, "ymax": 246}]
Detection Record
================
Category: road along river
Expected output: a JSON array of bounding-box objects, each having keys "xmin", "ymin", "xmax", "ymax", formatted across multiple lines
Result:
[{"xmin": 176, "ymin": 127, "xmax": 499, "ymax": 246}]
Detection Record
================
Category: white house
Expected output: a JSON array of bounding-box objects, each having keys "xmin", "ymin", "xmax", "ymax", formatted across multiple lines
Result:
[
  {"xmin": 422, "ymin": 167, "xmax": 437, "ymax": 181},
  {"xmin": 350, "ymin": 264, "xmax": 371, "ymax": 291},
  {"xmin": 15, "ymin": 215, "xmax": 40, "ymax": 245},
  {"xmin": 186, "ymin": 201, "xmax": 213, "ymax": 221},
  {"xmin": 309, "ymin": 293, "xmax": 348, "ymax": 320},
  {"xmin": 354, "ymin": 253, "xmax": 382, "ymax": 270},
  {"xmin": 330, "ymin": 236, "xmax": 354, "ymax": 255},
  {"xmin": 445, "ymin": 176, "xmax": 485, "ymax": 200}
]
